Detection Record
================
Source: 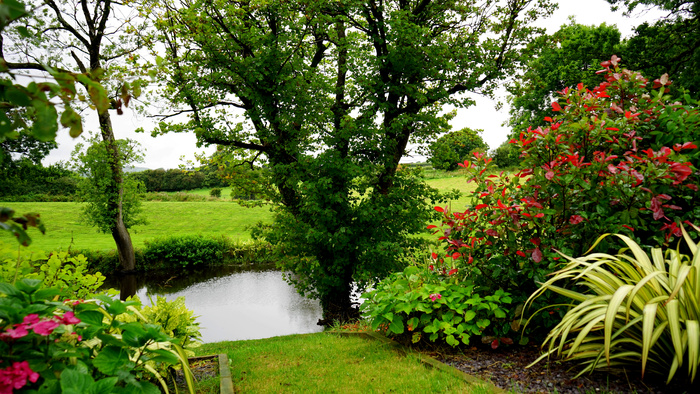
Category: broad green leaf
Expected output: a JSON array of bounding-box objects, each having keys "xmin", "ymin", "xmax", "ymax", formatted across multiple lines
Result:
[
  {"xmin": 388, "ymin": 316, "xmax": 404, "ymax": 334},
  {"xmin": 31, "ymin": 99, "xmax": 59, "ymax": 141},
  {"xmin": 59, "ymin": 369, "xmax": 94, "ymax": 394},
  {"xmin": 16, "ymin": 278, "xmax": 42, "ymax": 293},
  {"xmin": 0, "ymin": 282, "xmax": 19, "ymax": 296},
  {"xmin": 92, "ymin": 346, "xmax": 131, "ymax": 375},
  {"xmin": 89, "ymin": 377, "xmax": 118, "ymax": 394},
  {"xmin": 464, "ymin": 310, "xmax": 476, "ymax": 322}
]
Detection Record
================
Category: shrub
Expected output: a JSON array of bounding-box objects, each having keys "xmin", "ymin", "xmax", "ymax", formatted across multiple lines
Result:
[
  {"xmin": 526, "ymin": 226, "xmax": 700, "ymax": 384},
  {"xmin": 490, "ymin": 140, "xmax": 521, "ymax": 169},
  {"xmin": 74, "ymin": 248, "xmax": 147, "ymax": 273},
  {"xmin": 0, "ymin": 279, "xmax": 194, "ymax": 393},
  {"xmin": 209, "ymin": 187, "xmax": 222, "ymax": 198},
  {"xmin": 142, "ymin": 192, "xmax": 207, "ymax": 202},
  {"xmin": 427, "ymin": 128, "xmax": 489, "ymax": 171},
  {"xmin": 1, "ymin": 250, "xmax": 106, "ymax": 299},
  {"xmin": 362, "ymin": 264, "xmax": 512, "ymax": 348},
  {"xmin": 430, "ymin": 56, "xmax": 699, "ymax": 335},
  {"xmin": 121, "ymin": 295, "xmax": 202, "ymax": 354},
  {"xmin": 142, "ymin": 235, "xmax": 227, "ymax": 269}
]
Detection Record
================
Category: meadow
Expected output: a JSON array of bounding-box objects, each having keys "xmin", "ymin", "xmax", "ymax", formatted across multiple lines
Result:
[{"xmin": 0, "ymin": 174, "xmax": 476, "ymax": 253}]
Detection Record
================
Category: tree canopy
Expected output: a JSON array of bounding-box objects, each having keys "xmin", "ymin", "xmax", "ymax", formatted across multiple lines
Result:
[
  {"xmin": 427, "ymin": 128, "xmax": 488, "ymax": 171},
  {"xmin": 506, "ymin": 21, "xmax": 621, "ymax": 134},
  {"xmin": 148, "ymin": 0, "xmax": 555, "ymax": 321}
]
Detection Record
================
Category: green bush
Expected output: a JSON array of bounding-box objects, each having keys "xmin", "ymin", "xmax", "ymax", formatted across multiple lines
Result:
[
  {"xmin": 362, "ymin": 264, "xmax": 512, "ymax": 348},
  {"xmin": 74, "ymin": 248, "xmax": 147, "ymax": 274},
  {"xmin": 427, "ymin": 128, "xmax": 489, "ymax": 171},
  {"xmin": 142, "ymin": 235, "xmax": 227, "ymax": 268},
  {"xmin": 431, "ymin": 57, "xmax": 699, "ymax": 336},
  {"xmin": 142, "ymin": 192, "xmax": 207, "ymax": 202},
  {"xmin": 1, "ymin": 250, "xmax": 106, "ymax": 299},
  {"xmin": 526, "ymin": 226, "xmax": 700, "ymax": 384},
  {"xmin": 122, "ymin": 295, "xmax": 202, "ymax": 354},
  {"xmin": 209, "ymin": 187, "xmax": 222, "ymax": 198},
  {"xmin": 490, "ymin": 140, "xmax": 521, "ymax": 169},
  {"xmin": 75, "ymin": 239, "xmax": 276, "ymax": 273},
  {"xmin": 0, "ymin": 193, "xmax": 76, "ymax": 202}
]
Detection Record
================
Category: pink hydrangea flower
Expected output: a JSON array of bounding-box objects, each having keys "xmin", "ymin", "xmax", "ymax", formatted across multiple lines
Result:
[
  {"xmin": 0, "ymin": 326, "xmax": 29, "ymax": 340},
  {"xmin": 61, "ymin": 312, "xmax": 80, "ymax": 325},
  {"xmin": 30, "ymin": 320, "xmax": 59, "ymax": 337},
  {"xmin": 21, "ymin": 315, "xmax": 40, "ymax": 326},
  {"xmin": 0, "ymin": 361, "xmax": 39, "ymax": 393},
  {"xmin": 429, "ymin": 293, "xmax": 442, "ymax": 301}
]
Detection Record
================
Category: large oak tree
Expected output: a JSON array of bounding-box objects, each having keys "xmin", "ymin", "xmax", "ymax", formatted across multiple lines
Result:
[{"xmin": 149, "ymin": 0, "xmax": 554, "ymax": 322}]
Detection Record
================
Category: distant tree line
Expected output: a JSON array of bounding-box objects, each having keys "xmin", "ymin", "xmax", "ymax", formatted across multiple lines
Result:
[
  {"xmin": 1, "ymin": 140, "xmax": 226, "ymax": 200},
  {"xmin": 127, "ymin": 166, "xmax": 226, "ymax": 193}
]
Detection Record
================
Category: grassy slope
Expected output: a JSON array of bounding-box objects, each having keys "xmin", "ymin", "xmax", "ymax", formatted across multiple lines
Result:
[
  {"xmin": 0, "ymin": 174, "xmax": 475, "ymax": 253},
  {"xmin": 0, "ymin": 201, "xmax": 274, "ymax": 252}
]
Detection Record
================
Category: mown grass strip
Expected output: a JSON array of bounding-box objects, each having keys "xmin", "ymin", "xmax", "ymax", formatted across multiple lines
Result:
[{"xmin": 194, "ymin": 332, "xmax": 499, "ymax": 393}]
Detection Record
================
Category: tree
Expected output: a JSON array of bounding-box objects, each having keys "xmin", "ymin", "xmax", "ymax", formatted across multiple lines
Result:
[
  {"xmin": 427, "ymin": 128, "xmax": 488, "ymax": 171},
  {"xmin": 2, "ymin": 0, "xmax": 146, "ymax": 270},
  {"xmin": 149, "ymin": 0, "xmax": 555, "ymax": 322},
  {"xmin": 506, "ymin": 22, "xmax": 621, "ymax": 135},
  {"xmin": 610, "ymin": 0, "xmax": 700, "ymax": 95},
  {"xmin": 490, "ymin": 139, "xmax": 522, "ymax": 169},
  {"xmin": 72, "ymin": 135, "xmax": 145, "ymax": 236},
  {"xmin": 0, "ymin": 130, "xmax": 57, "ymax": 170}
]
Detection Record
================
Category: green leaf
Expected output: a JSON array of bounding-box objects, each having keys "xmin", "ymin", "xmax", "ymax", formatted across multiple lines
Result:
[
  {"xmin": 89, "ymin": 377, "xmax": 118, "ymax": 394},
  {"xmin": 5, "ymin": 85, "xmax": 32, "ymax": 106},
  {"xmin": 0, "ymin": 282, "xmax": 19, "ymax": 296},
  {"xmin": 92, "ymin": 346, "xmax": 131, "ymax": 375},
  {"xmin": 31, "ymin": 99, "xmax": 59, "ymax": 141},
  {"xmin": 389, "ymin": 316, "xmax": 404, "ymax": 334},
  {"xmin": 1, "ymin": 0, "xmax": 27, "ymax": 21},
  {"xmin": 121, "ymin": 323, "xmax": 150, "ymax": 347},
  {"xmin": 16, "ymin": 278, "xmax": 42, "ymax": 293},
  {"xmin": 148, "ymin": 349, "xmax": 180, "ymax": 364},
  {"xmin": 464, "ymin": 310, "xmax": 476, "ymax": 322},
  {"xmin": 121, "ymin": 380, "xmax": 161, "ymax": 394},
  {"xmin": 60, "ymin": 107, "xmax": 83, "ymax": 138},
  {"xmin": 76, "ymin": 310, "xmax": 105, "ymax": 326},
  {"xmin": 60, "ymin": 369, "xmax": 94, "ymax": 394},
  {"xmin": 0, "ymin": 207, "xmax": 14, "ymax": 222}
]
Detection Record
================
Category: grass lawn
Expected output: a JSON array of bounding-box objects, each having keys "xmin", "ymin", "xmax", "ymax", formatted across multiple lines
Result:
[
  {"xmin": 0, "ymin": 174, "xmax": 476, "ymax": 253},
  {"xmin": 0, "ymin": 201, "xmax": 275, "ymax": 253},
  {"xmin": 191, "ymin": 332, "xmax": 497, "ymax": 393}
]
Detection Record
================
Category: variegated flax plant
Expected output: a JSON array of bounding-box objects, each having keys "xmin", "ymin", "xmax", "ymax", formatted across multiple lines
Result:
[{"xmin": 525, "ymin": 224, "xmax": 700, "ymax": 384}]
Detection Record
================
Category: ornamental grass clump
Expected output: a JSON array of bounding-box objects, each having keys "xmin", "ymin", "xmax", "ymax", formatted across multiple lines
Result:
[{"xmin": 526, "ymin": 224, "xmax": 700, "ymax": 384}]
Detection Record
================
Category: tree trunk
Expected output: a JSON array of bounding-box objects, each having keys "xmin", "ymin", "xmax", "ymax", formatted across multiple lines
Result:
[
  {"xmin": 98, "ymin": 110, "xmax": 136, "ymax": 272},
  {"xmin": 318, "ymin": 260, "xmax": 358, "ymax": 325}
]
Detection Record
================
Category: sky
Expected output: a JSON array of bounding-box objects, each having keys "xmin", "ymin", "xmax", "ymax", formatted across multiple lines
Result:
[{"xmin": 42, "ymin": 0, "xmax": 668, "ymax": 170}]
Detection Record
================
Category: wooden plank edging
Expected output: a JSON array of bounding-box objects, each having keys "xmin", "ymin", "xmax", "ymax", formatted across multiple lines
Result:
[{"xmin": 218, "ymin": 353, "xmax": 234, "ymax": 394}]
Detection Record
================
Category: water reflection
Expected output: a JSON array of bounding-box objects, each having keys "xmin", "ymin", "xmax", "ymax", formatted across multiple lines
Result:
[{"xmin": 105, "ymin": 266, "xmax": 323, "ymax": 343}]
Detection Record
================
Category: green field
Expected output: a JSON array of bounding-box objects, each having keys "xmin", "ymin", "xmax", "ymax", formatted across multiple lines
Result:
[{"xmin": 1, "ymin": 176, "xmax": 475, "ymax": 253}]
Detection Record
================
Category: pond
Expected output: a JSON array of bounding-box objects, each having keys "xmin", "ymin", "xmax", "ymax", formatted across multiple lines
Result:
[{"xmin": 106, "ymin": 265, "xmax": 324, "ymax": 343}]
